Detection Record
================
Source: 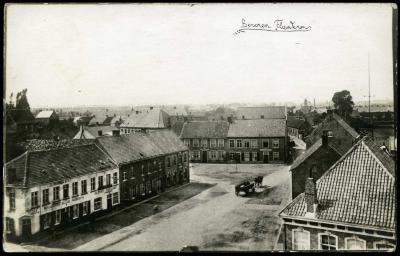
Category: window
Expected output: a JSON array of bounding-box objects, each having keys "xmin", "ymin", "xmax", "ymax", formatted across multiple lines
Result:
[
  {"xmin": 273, "ymin": 139, "xmax": 279, "ymax": 148},
  {"xmin": 193, "ymin": 139, "xmax": 199, "ymax": 147},
  {"xmin": 251, "ymin": 139, "xmax": 258, "ymax": 148},
  {"xmin": 6, "ymin": 218, "xmax": 14, "ymax": 233},
  {"xmin": 55, "ymin": 210, "xmax": 61, "ymax": 225},
  {"xmin": 183, "ymin": 152, "xmax": 187, "ymax": 162},
  {"xmin": 244, "ymin": 140, "xmax": 250, "ymax": 148},
  {"xmin": 91, "ymin": 177, "xmax": 96, "ymax": 191},
  {"xmin": 113, "ymin": 192, "xmax": 119, "ymax": 205},
  {"xmin": 292, "ymin": 228, "xmax": 310, "ymax": 250},
  {"xmin": 72, "ymin": 182, "xmax": 78, "ymax": 197},
  {"xmin": 112, "ymin": 172, "xmax": 118, "ymax": 185},
  {"xmin": 140, "ymin": 184, "xmax": 145, "ymax": 195},
  {"xmin": 43, "ymin": 188, "xmax": 49, "ymax": 205},
  {"xmin": 53, "ymin": 186, "xmax": 60, "ymax": 201},
  {"xmin": 218, "ymin": 139, "xmax": 224, "ymax": 148},
  {"xmin": 123, "ymin": 171, "xmax": 127, "ymax": 181},
  {"xmin": 219, "ymin": 151, "xmax": 224, "ymax": 160},
  {"xmin": 98, "ymin": 176, "xmax": 104, "ymax": 188},
  {"xmin": 211, "ymin": 151, "xmax": 217, "ymax": 160},
  {"xmin": 142, "ymin": 165, "xmax": 145, "ymax": 175},
  {"xmin": 63, "ymin": 184, "xmax": 69, "ymax": 199},
  {"xmin": 193, "ymin": 150, "xmax": 200, "ymax": 160},
  {"xmin": 131, "ymin": 167, "xmax": 135, "ymax": 179},
  {"xmin": 345, "ymin": 236, "xmax": 366, "ymax": 250},
  {"xmin": 244, "ymin": 152, "xmax": 250, "ymax": 162},
  {"xmin": 229, "ymin": 139, "xmax": 235, "ymax": 148},
  {"xmin": 106, "ymin": 174, "xmax": 111, "ymax": 186},
  {"xmin": 319, "ymin": 233, "xmax": 338, "ymax": 250},
  {"xmin": 252, "ymin": 152, "xmax": 258, "ymax": 161},
  {"xmin": 81, "ymin": 180, "xmax": 87, "ymax": 194},
  {"xmin": 374, "ymin": 241, "xmax": 395, "ymax": 250},
  {"xmin": 236, "ymin": 139, "xmax": 242, "ymax": 148},
  {"xmin": 229, "ymin": 152, "xmax": 235, "ymax": 160},
  {"xmin": 43, "ymin": 213, "xmax": 50, "ymax": 229},
  {"xmin": 31, "ymin": 191, "xmax": 39, "ymax": 207},
  {"xmin": 260, "ymin": 115, "xmax": 264, "ymax": 119},
  {"xmin": 201, "ymin": 139, "xmax": 208, "ymax": 148},
  {"xmin": 82, "ymin": 201, "xmax": 89, "ymax": 216},
  {"xmin": 94, "ymin": 197, "xmax": 102, "ymax": 211},
  {"xmin": 9, "ymin": 191, "xmax": 15, "ymax": 210},
  {"xmin": 184, "ymin": 139, "xmax": 190, "ymax": 147},
  {"xmin": 273, "ymin": 152, "xmax": 280, "ymax": 160},
  {"xmin": 263, "ymin": 140, "xmax": 269, "ymax": 148},
  {"xmin": 72, "ymin": 205, "xmax": 78, "ymax": 219},
  {"xmin": 210, "ymin": 139, "xmax": 217, "ymax": 148},
  {"xmin": 173, "ymin": 156, "xmax": 177, "ymax": 165}
]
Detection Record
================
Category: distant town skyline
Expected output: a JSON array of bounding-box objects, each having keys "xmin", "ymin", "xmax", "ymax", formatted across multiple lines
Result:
[{"xmin": 5, "ymin": 3, "xmax": 395, "ymax": 108}]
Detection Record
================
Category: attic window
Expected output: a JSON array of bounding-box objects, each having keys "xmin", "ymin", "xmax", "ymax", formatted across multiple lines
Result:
[
  {"xmin": 139, "ymin": 153, "xmax": 144, "ymax": 157},
  {"xmin": 327, "ymin": 131, "xmax": 333, "ymax": 137}
]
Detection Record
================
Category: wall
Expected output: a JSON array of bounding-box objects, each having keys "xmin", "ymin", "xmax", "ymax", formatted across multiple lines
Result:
[
  {"xmin": 284, "ymin": 223, "xmax": 396, "ymax": 250},
  {"xmin": 183, "ymin": 138, "xmax": 226, "ymax": 163},
  {"xmin": 290, "ymin": 146, "xmax": 340, "ymax": 199}
]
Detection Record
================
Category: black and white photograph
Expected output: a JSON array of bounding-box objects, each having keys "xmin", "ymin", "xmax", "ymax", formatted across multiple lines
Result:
[{"xmin": 3, "ymin": 3, "xmax": 397, "ymax": 252}]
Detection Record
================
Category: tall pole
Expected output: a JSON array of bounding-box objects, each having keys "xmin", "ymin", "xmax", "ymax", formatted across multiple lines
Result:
[{"xmin": 368, "ymin": 53, "xmax": 374, "ymax": 139}]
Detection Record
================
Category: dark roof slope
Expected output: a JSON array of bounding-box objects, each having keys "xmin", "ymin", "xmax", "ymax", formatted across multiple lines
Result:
[
  {"xmin": 287, "ymin": 117, "xmax": 305, "ymax": 129},
  {"xmin": 171, "ymin": 121, "xmax": 185, "ymax": 136},
  {"xmin": 281, "ymin": 138, "xmax": 395, "ymax": 230},
  {"xmin": 96, "ymin": 130, "xmax": 187, "ymax": 165},
  {"xmin": 236, "ymin": 106, "xmax": 286, "ymax": 119},
  {"xmin": 5, "ymin": 144, "xmax": 117, "ymax": 188},
  {"xmin": 180, "ymin": 121, "xmax": 229, "ymax": 139},
  {"xmin": 19, "ymin": 139, "xmax": 95, "ymax": 151},
  {"xmin": 227, "ymin": 119, "xmax": 286, "ymax": 138}
]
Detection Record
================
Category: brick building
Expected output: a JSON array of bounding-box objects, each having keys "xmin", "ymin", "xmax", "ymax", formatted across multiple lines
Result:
[
  {"xmin": 278, "ymin": 137, "xmax": 395, "ymax": 251},
  {"xmin": 180, "ymin": 121, "xmax": 229, "ymax": 163},
  {"xmin": 95, "ymin": 130, "xmax": 189, "ymax": 203},
  {"xmin": 4, "ymin": 144, "xmax": 120, "ymax": 242},
  {"xmin": 226, "ymin": 119, "xmax": 288, "ymax": 163}
]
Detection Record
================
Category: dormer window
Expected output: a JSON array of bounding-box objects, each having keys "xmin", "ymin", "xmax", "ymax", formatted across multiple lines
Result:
[{"xmin": 327, "ymin": 131, "xmax": 333, "ymax": 137}]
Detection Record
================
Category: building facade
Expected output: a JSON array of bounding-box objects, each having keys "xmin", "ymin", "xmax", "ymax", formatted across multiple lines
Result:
[
  {"xmin": 278, "ymin": 138, "xmax": 395, "ymax": 251},
  {"xmin": 180, "ymin": 121, "xmax": 229, "ymax": 163},
  {"xmin": 95, "ymin": 130, "xmax": 189, "ymax": 204},
  {"xmin": 226, "ymin": 119, "xmax": 288, "ymax": 163},
  {"xmin": 4, "ymin": 144, "xmax": 120, "ymax": 242}
]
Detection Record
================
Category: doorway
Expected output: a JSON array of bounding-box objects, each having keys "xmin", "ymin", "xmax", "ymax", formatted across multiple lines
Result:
[
  {"xmin": 21, "ymin": 218, "xmax": 31, "ymax": 240},
  {"xmin": 263, "ymin": 152, "xmax": 269, "ymax": 163},
  {"xmin": 107, "ymin": 194, "xmax": 112, "ymax": 211},
  {"xmin": 202, "ymin": 151, "xmax": 208, "ymax": 163}
]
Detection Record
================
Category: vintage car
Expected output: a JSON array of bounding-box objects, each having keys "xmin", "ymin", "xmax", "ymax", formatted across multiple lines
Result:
[{"xmin": 235, "ymin": 180, "xmax": 255, "ymax": 196}]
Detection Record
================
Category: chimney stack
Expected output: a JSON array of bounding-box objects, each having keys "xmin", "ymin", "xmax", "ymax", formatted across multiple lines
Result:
[
  {"xmin": 98, "ymin": 130, "xmax": 103, "ymax": 136},
  {"xmin": 150, "ymin": 106, "xmax": 153, "ymax": 110},
  {"xmin": 305, "ymin": 166, "xmax": 318, "ymax": 217}
]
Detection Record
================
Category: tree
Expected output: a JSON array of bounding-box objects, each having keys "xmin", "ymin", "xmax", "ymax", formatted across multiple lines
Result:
[
  {"xmin": 15, "ymin": 88, "xmax": 30, "ymax": 110},
  {"xmin": 332, "ymin": 90, "xmax": 354, "ymax": 119}
]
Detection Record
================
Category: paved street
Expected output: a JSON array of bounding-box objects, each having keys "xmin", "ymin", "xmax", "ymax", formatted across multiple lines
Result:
[{"xmin": 75, "ymin": 163, "xmax": 290, "ymax": 251}]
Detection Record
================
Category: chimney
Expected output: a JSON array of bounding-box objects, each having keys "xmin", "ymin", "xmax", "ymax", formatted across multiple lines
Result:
[
  {"xmin": 136, "ymin": 111, "xmax": 139, "ymax": 114},
  {"xmin": 227, "ymin": 115, "xmax": 233, "ymax": 124},
  {"xmin": 305, "ymin": 166, "xmax": 318, "ymax": 217},
  {"xmin": 98, "ymin": 130, "xmax": 103, "ymax": 136},
  {"xmin": 112, "ymin": 130, "xmax": 120, "ymax": 136},
  {"xmin": 150, "ymin": 106, "xmax": 153, "ymax": 110}
]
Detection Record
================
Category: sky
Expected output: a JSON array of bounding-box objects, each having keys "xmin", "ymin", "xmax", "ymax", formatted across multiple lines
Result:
[{"xmin": 5, "ymin": 3, "xmax": 395, "ymax": 108}]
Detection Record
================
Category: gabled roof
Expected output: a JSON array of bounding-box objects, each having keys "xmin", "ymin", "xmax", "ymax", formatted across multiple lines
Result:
[
  {"xmin": 180, "ymin": 121, "xmax": 229, "ymax": 139},
  {"xmin": 88, "ymin": 115, "xmax": 108, "ymax": 126},
  {"xmin": 236, "ymin": 106, "xmax": 286, "ymax": 119},
  {"xmin": 280, "ymin": 138, "xmax": 395, "ymax": 230},
  {"xmin": 74, "ymin": 126, "xmax": 119, "ymax": 139},
  {"xmin": 171, "ymin": 121, "xmax": 185, "ymax": 137},
  {"xmin": 103, "ymin": 116, "xmax": 114, "ymax": 125},
  {"xmin": 162, "ymin": 106, "xmax": 188, "ymax": 116},
  {"xmin": 35, "ymin": 110, "xmax": 56, "ymax": 119},
  {"xmin": 227, "ymin": 119, "xmax": 286, "ymax": 138},
  {"xmin": 290, "ymin": 139, "xmax": 323, "ymax": 170},
  {"xmin": 305, "ymin": 113, "xmax": 359, "ymax": 146},
  {"xmin": 287, "ymin": 117, "xmax": 306, "ymax": 129},
  {"xmin": 96, "ymin": 130, "xmax": 187, "ymax": 165},
  {"xmin": 120, "ymin": 109, "xmax": 169, "ymax": 129},
  {"xmin": 5, "ymin": 144, "xmax": 117, "ymax": 188}
]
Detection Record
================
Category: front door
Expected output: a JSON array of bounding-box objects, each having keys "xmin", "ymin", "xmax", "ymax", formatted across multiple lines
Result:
[
  {"xmin": 202, "ymin": 151, "xmax": 208, "ymax": 163},
  {"xmin": 107, "ymin": 194, "xmax": 112, "ymax": 211},
  {"xmin": 21, "ymin": 218, "xmax": 32, "ymax": 240},
  {"xmin": 235, "ymin": 152, "xmax": 241, "ymax": 163},
  {"xmin": 263, "ymin": 152, "xmax": 269, "ymax": 163}
]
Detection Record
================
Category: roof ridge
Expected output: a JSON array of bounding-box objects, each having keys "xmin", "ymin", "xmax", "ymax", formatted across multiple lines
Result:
[
  {"xmin": 361, "ymin": 140, "xmax": 395, "ymax": 179},
  {"xmin": 315, "ymin": 138, "xmax": 365, "ymax": 185},
  {"xmin": 28, "ymin": 141, "xmax": 96, "ymax": 154}
]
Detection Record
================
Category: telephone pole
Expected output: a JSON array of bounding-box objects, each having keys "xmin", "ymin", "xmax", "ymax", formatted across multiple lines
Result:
[{"xmin": 368, "ymin": 53, "xmax": 374, "ymax": 139}]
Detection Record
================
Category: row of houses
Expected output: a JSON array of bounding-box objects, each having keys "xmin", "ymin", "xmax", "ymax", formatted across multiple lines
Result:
[
  {"xmin": 276, "ymin": 110, "xmax": 396, "ymax": 251},
  {"xmin": 4, "ymin": 130, "xmax": 189, "ymax": 242}
]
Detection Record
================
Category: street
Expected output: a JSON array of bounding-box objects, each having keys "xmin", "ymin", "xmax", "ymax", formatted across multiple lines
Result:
[{"xmin": 76, "ymin": 163, "xmax": 290, "ymax": 251}]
